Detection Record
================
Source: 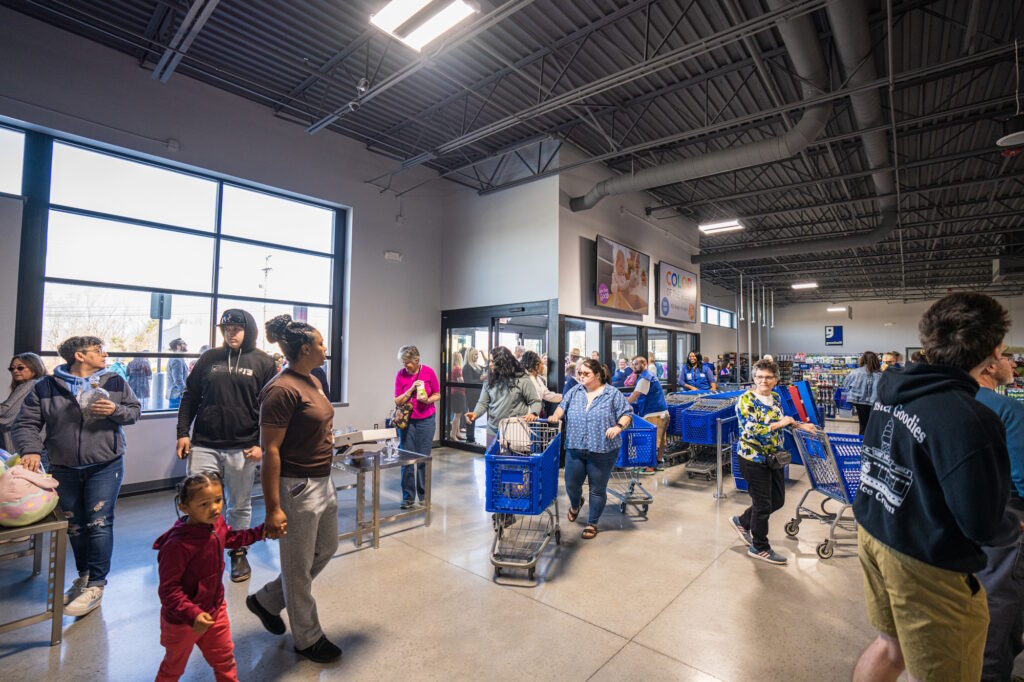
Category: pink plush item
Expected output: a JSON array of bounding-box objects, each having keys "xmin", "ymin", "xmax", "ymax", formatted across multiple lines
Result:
[{"xmin": 0, "ymin": 465, "xmax": 60, "ymax": 527}]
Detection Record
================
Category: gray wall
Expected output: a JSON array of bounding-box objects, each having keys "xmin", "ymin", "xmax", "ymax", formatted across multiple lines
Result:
[
  {"xmin": 440, "ymin": 176, "xmax": 559, "ymax": 309},
  {"xmin": 0, "ymin": 7, "xmax": 447, "ymax": 486},
  {"xmin": 557, "ymin": 145, "xmax": 702, "ymax": 334},
  {"xmin": 770, "ymin": 296, "xmax": 1024, "ymax": 356},
  {"xmin": 0, "ymin": 195, "xmax": 22, "ymax": 393}
]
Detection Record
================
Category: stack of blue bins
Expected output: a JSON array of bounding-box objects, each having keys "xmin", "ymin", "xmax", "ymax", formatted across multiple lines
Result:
[
  {"xmin": 666, "ymin": 390, "xmax": 711, "ymax": 436},
  {"xmin": 484, "ymin": 428, "xmax": 561, "ymax": 515}
]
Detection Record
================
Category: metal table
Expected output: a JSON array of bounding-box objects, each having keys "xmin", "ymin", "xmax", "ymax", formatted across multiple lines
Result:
[
  {"xmin": 332, "ymin": 446, "xmax": 431, "ymax": 549},
  {"xmin": 0, "ymin": 510, "xmax": 67, "ymax": 645}
]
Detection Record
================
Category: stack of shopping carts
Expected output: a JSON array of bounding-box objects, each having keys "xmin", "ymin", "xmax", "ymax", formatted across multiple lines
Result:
[
  {"xmin": 783, "ymin": 429, "xmax": 862, "ymax": 559},
  {"xmin": 682, "ymin": 395, "xmax": 741, "ymax": 480},
  {"xmin": 608, "ymin": 415, "xmax": 657, "ymax": 516},
  {"xmin": 484, "ymin": 418, "xmax": 561, "ymax": 580}
]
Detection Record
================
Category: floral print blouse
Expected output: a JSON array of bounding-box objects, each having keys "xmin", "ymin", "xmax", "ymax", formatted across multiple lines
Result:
[{"xmin": 735, "ymin": 390, "xmax": 785, "ymax": 464}]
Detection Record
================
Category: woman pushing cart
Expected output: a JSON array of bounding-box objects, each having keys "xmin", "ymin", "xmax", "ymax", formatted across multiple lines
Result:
[{"xmin": 547, "ymin": 358, "xmax": 633, "ymax": 540}]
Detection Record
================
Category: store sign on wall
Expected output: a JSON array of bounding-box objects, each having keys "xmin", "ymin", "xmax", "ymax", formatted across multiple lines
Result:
[
  {"xmin": 657, "ymin": 261, "xmax": 698, "ymax": 322},
  {"xmin": 825, "ymin": 325, "xmax": 844, "ymax": 346}
]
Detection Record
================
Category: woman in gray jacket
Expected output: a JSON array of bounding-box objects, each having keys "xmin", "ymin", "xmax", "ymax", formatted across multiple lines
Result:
[
  {"xmin": 1, "ymin": 352, "xmax": 46, "ymax": 453},
  {"xmin": 842, "ymin": 351, "xmax": 881, "ymax": 434},
  {"xmin": 465, "ymin": 346, "xmax": 541, "ymax": 446}
]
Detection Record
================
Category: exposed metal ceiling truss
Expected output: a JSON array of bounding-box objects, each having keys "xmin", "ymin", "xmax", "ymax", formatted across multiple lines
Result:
[{"xmin": 5, "ymin": 0, "xmax": 1023, "ymax": 303}]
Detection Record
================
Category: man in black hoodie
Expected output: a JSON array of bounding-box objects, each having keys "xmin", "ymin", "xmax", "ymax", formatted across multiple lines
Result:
[
  {"xmin": 176, "ymin": 309, "xmax": 277, "ymax": 582},
  {"xmin": 853, "ymin": 293, "xmax": 1018, "ymax": 682}
]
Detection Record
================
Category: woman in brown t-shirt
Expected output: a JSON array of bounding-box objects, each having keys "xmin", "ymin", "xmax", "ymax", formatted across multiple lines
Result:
[{"xmin": 247, "ymin": 315, "xmax": 341, "ymax": 664}]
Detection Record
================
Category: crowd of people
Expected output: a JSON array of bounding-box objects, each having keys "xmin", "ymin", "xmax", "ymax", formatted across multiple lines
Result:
[{"xmin": 2, "ymin": 291, "xmax": 1023, "ymax": 680}]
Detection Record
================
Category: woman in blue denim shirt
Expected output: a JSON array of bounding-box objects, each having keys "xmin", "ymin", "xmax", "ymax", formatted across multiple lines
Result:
[{"xmin": 547, "ymin": 358, "xmax": 632, "ymax": 540}]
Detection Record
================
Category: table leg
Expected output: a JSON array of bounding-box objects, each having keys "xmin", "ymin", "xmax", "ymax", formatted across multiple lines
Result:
[
  {"xmin": 50, "ymin": 528, "xmax": 66, "ymax": 646},
  {"xmin": 30, "ymin": 533, "xmax": 43, "ymax": 576},
  {"xmin": 424, "ymin": 457, "xmax": 432, "ymax": 527},
  {"xmin": 372, "ymin": 455, "xmax": 380, "ymax": 549},
  {"xmin": 355, "ymin": 471, "xmax": 365, "ymax": 548}
]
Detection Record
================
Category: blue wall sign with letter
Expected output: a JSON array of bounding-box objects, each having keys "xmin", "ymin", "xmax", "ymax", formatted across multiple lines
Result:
[{"xmin": 825, "ymin": 325, "xmax": 843, "ymax": 346}]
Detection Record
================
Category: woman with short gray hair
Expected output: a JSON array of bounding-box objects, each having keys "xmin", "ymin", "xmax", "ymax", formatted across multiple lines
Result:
[{"xmin": 394, "ymin": 344, "xmax": 440, "ymax": 509}]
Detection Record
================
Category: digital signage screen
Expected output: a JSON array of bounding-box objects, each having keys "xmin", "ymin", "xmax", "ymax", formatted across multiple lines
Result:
[
  {"xmin": 657, "ymin": 261, "xmax": 698, "ymax": 322},
  {"xmin": 595, "ymin": 235, "xmax": 650, "ymax": 314}
]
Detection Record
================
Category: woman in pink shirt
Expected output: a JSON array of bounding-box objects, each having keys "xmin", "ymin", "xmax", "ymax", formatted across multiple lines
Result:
[{"xmin": 394, "ymin": 345, "xmax": 440, "ymax": 509}]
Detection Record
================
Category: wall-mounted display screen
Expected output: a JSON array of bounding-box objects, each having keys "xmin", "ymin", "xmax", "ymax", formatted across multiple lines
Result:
[
  {"xmin": 595, "ymin": 235, "xmax": 649, "ymax": 314},
  {"xmin": 657, "ymin": 261, "xmax": 697, "ymax": 322}
]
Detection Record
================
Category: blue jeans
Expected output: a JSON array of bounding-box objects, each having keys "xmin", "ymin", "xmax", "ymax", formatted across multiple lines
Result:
[
  {"xmin": 400, "ymin": 415, "xmax": 434, "ymax": 503},
  {"xmin": 564, "ymin": 448, "xmax": 618, "ymax": 525},
  {"xmin": 51, "ymin": 457, "xmax": 124, "ymax": 587}
]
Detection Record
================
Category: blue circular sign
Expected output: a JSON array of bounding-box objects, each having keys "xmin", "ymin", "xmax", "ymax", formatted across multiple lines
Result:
[{"xmin": 661, "ymin": 297, "xmax": 670, "ymax": 316}]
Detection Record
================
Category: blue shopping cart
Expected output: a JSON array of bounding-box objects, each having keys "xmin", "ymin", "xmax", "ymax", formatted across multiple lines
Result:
[
  {"xmin": 783, "ymin": 429, "xmax": 862, "ymax": 559},
  {"xmin": 608, "ymin": 415, "xmax": 657, "ymax": 516},
  {"xmin": 485, "ymin": 419, "xmax": 561, "ymax": 580}
]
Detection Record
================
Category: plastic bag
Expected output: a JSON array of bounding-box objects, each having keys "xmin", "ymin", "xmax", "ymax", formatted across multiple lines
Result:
[
  {"xmin": 79, "ymin": 385, "xmax": 110, "ymax": 423},
  {"xmin": 0, "ymin": 464, "xmax": 59, "ymax": 527}
]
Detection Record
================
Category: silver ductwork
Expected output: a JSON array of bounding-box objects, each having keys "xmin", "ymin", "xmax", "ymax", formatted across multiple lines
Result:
[
  {"xmin": 568, "ymin": 0, "xmax": 831, "ymax": 212},
  {"xmin": 692, "ymin": 0, "xmax": 897, "ymax": 265}
]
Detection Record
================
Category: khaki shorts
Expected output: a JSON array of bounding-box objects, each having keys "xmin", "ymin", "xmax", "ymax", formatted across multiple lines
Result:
[
  {"xmin": 858, "ymin": 527, "xmax": 988, "ymax": 681},
  {"xmin": 644, "ymin": 413, "xmax": 669, "ymax": 458}
]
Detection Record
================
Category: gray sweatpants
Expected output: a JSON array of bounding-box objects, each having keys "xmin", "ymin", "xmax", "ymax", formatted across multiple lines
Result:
[
  {"xmin": 255, "ymin": 475, "xmax": 339, "ymax": 649},
  {"xmin": 188, "ymin": 446, "xmax": 257, "ymax": 530}
]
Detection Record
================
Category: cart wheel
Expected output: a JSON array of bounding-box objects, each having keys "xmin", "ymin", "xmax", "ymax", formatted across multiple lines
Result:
[
  {"xmin": 784, "ymin": 520, "xmax": 800, "ymax": 537},
  {"xmin": 528, "ymin": 567, "xmax": 536, "ymax": 580},
  {"xmin": 619, "ymin": 502, "xmax": 626, "ymax": 513},
  {"xmin": 705, "ymin": 473, "xmax": 713, "ymax": 481},
  {"xmin": 687, "ymin": 472, "xmax": 695, "ymax": 479},
  {"xmin": 554, "ymin": 529, "xmax": 561, "ymax": 545},
  {"xmin": 816, "ymin": 541, "xmax": 834, "ymax": 560},
  {"xmin": 494, "ymin": 566, "xmax": 502, "ymax": 577},
  {"xmin": 641, "ymin": 504, "xmax": 649, "ymax": 516}
]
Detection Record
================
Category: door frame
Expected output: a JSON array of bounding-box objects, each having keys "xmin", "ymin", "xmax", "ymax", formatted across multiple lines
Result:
[{"xmin": 440, "ymin": 299, "xmax": 558, "ymax": 452}]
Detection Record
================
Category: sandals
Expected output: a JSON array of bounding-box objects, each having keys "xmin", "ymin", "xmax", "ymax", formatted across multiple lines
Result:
[
  {"xmin": 582, "ymin": 525, "xmax": 598, "ymax": 539},
  {"xmin": 567, "ymin": 506, "xmax": 580, "ymax": 523}
]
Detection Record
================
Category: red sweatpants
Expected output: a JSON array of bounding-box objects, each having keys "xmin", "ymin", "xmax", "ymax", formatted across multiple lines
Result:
[{"xmin": 156, "ymin": 601, "xmax": 238, "ymax": 682}]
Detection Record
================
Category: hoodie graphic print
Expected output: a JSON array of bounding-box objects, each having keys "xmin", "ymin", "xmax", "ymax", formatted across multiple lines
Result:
[
  {"xmin": 853, "ymin": 363, "xmax": 1017, "ymax": 573},
  {"xmin": 175, "ymin": 309, "xmax": 278, "ymax": 449}
]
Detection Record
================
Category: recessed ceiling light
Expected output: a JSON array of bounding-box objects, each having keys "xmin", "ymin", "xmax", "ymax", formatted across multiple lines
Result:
[
  {"xmin": 826, "ymin": 306, "xmax": 846, "ymax": 312},
  {"xmin": 370, "ymin": 0, "xmax": 478, "ymax": 52},
  {"xmin": 791, "ymin": 282, "xmax": 818, "ymax": 290},
  {"xmin": 698, "ymin": 219, "xmax": 744, "ymax": 234}
]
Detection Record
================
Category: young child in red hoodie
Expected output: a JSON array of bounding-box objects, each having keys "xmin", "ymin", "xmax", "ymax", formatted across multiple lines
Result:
[{"xmin": 154, "ymin": 472, "xmax": 265, "ymax": 681}]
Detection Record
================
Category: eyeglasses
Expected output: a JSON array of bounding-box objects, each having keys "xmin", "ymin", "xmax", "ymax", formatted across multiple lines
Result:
[
  {"xmin": 8, "ymin": 365, "xmax": 29, "ymax": 372},
  {"xmin": 577, "ymin": 370, "xmax": 594, "ymax": 377},
  {"xmin": 753, "ymin": 375, "xmax": 776, "ymax": 382},
  {"xmin": 86, "ymin": 346, "xmax": 105, "ymax": 355}
]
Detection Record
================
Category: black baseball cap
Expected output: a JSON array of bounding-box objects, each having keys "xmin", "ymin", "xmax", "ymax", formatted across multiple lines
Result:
[{"xmin": 218, "ymin": 309, "xmax": 247, "ymax": 327}]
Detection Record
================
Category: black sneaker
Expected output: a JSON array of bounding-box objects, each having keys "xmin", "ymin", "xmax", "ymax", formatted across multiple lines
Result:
[
  {"xmin": 230, "ymin": 548, "xmax": 251, "ymax": 583},
  {"xmin": 400, "ymin": 500, "xmax": 414, "ymax": 510},
  {"xmin": 295, "ymin": 635, "xmax": 342, "ymax": 663},
  {"xmin": 246, "ymin": 594, "xmax": 286, "ymax": 635}
]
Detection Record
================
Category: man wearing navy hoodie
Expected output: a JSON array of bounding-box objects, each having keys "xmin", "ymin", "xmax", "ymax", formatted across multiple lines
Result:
[
  {"xmin": 853, "ymin": 293, "xmax": 1019, "ymax": 682},
  {"xmin": 14, "ymin": 335, "xmax": 140, "ymax": 617},
  {"xmin": 175, "ymin": 310, "xmax": 276, "ymax": 582}
]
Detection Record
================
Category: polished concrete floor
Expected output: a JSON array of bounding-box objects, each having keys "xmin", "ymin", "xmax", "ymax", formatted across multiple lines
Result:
[{"xmin": 1, "ymin": 423, "xmax": 882, "ymax": 681}]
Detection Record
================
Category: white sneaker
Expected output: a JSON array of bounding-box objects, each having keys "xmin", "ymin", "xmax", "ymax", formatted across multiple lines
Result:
[
  {"xmin": 63, "ymin": 575, "xmax": 89, "ymax": 606},
  {"xmin": 64, "ymin": 585, "xmax": 103, "ymax": 616}
]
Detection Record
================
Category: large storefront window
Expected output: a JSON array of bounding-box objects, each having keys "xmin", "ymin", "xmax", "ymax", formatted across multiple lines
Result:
[{"xmin": 19, "ymin": 135, "xmax": 346, "ymax": 411}]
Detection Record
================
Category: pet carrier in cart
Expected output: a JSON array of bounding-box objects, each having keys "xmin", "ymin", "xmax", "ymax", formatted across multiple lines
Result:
[
  {"xmin": 485, "ymin": 418, "xmax": 561, "ymax": 580},
  {"xmin": 608, "ymin": 415, "xmax": 657, "ymax": 516},
  {"xmin": 784, "ymin": 429, "xmax": 863, "ymax": 559}
]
